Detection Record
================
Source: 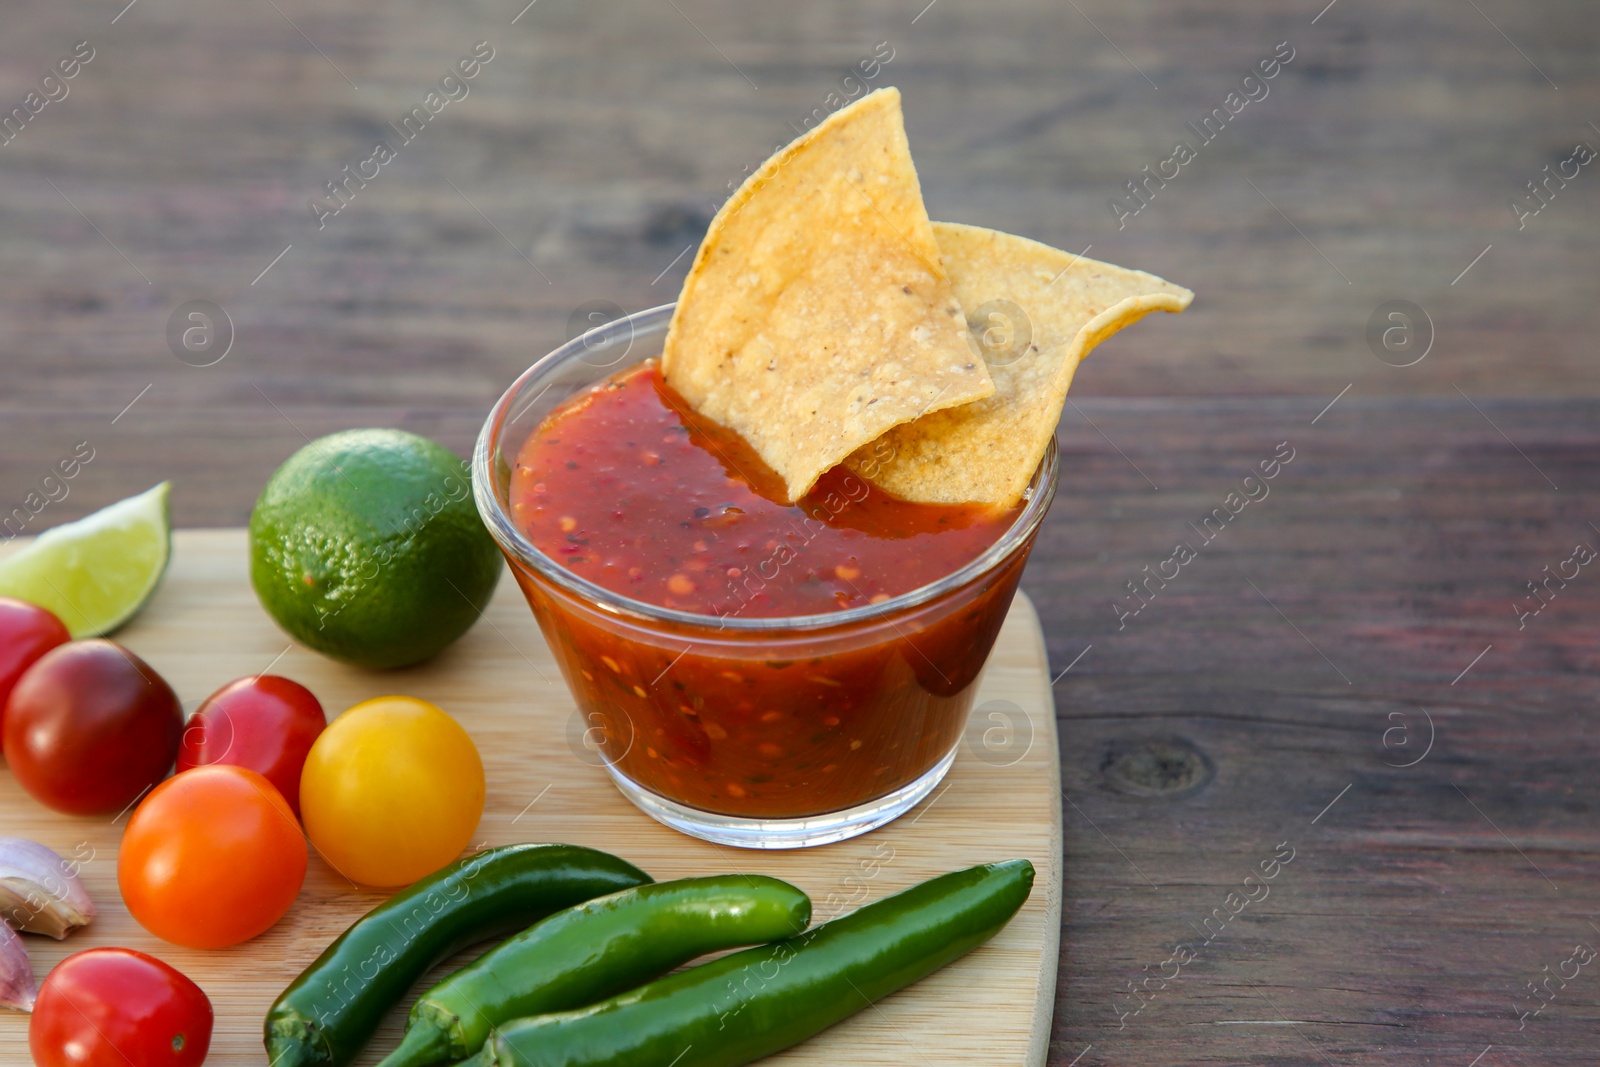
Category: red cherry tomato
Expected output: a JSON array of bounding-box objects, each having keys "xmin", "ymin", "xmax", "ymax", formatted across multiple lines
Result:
[
  {"xmin": 176, "ymin": 674, "xmax": 325, "ymax": 817},
  {"xmin": 0, "ymin": 597, "xmax": 69, "ymax": 722},
  {"xmin": 2, "ymin": 640, "xmax": 182, "ymax": 815},
  {"xmin": 30, "ymin": 947, "xmax": 212, "ymax": 1067}
]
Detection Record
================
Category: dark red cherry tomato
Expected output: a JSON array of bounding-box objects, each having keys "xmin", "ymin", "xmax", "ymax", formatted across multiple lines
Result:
[
  {"xmin": 176, "ymin": 675, "xmax": 325, "ymax": 818},
  {"xmin": 2, "ymin": 640, "xmax": 182, "ymax": 815},
  {"xmin": 30, "ymin": 947, "xmax": 212, "ymax": 1067},
  {"xmin": 0, "ymin": 597, "xmax": 69, "ymax": 724}
]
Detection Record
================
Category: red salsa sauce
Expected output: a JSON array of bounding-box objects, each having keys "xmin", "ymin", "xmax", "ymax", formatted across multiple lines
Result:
[
  {"xmin": 509, "ymin": 360, "xmax": 1016, "ymax": 617},
  {"xmin": 502, "ymin": 359, "xmax": 1035, "ymax": 818}
]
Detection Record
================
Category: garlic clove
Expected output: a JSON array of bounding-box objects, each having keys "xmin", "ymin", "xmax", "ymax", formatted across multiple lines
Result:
[
  {"xmin": 0, "ymin": 921, "xmax": 34, "ymax": 1012},
  {"xmin": 0, "ymin": 838, "xmax": 96, "ymax": 940}
]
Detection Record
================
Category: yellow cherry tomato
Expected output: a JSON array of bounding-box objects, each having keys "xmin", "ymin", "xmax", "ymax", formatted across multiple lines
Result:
[{"xmin": 299, "ymin": 695, "xmax": 485, "ymax": 887}]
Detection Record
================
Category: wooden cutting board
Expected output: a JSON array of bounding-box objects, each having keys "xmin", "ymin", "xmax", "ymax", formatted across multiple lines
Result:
[{"xmin": 0, "ymin": 529, "xmax": 1061, "ymax": 1066}]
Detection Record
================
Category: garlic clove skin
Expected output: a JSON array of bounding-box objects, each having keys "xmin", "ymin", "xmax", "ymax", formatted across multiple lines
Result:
[
  {"xmin": 0, "ymin": 921, "xmax": 34, "ymax": 1012},
  {"xmin": 0, "ymin": 838, "xmax": 96, "ymax": 940}
]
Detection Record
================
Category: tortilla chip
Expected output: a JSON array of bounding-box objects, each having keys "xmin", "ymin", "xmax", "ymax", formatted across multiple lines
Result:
[
  {"xmin": 846, "ymin": 222, "xmax": 1193, "ymax": 506},
  {"xmin": 662, "ymin": 88, "xmax": 994, "ymax": 502}
]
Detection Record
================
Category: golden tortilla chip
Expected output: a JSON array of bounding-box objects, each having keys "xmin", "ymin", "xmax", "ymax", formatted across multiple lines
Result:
[
  {"xmin": 662, "ymin": 88, "xmax": 994, "ymax": 502},
  {"xmin": 846, "ymin": 222, "xmax": 1192, "ymax": 506}
]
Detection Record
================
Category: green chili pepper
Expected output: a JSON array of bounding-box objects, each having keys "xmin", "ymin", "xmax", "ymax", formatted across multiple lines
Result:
[
  {"xmin": 460, "ymin": 859, "xmax": 1034, "ymax": 1067},
  {"xmin": 378, "ymin": 875, "xmax": 812, "ymax": 1067},
  {"xmin": 264, "ymin": 843, "xmax": 652, "ymax": 1067}
]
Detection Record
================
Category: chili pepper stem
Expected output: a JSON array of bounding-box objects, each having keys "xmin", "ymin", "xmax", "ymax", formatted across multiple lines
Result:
[{"xmin": 374, "ymin": 1023, "xmax": 455, "ymax": 1067}]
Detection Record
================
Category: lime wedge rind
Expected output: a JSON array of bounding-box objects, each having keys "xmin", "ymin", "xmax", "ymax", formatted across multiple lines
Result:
[{"xmin": 0, "ymin": 482, "xmax": 172, "ymax": 637}]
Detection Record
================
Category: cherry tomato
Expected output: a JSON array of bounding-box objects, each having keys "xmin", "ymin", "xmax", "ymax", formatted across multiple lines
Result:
[
  {"xmin": 3, "ymin": 640, "xmax": 181, "ymax": 815},
  {"xmin": 30, "ymin": 947, "xmax": 211, "ymax": 1067},
  {"xmin": 176, "ymin": 674, "xmax": 325, "ymax": 818},
  {"xmin": 119, "ymin": 764, "xmax": 307, "ymax": 949},
  {"xmin": 0, "ymin": 597, "xmax": 69, "ymax": 723},
  {"xmin": 300, "ymin": 695, "xmax": 484, "ymax": 887}
]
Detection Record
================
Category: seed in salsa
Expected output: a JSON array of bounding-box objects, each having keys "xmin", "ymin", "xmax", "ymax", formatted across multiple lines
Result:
[{"xmin": 509, "ymin": 360, "xmax": 1018, "ymax": 619}]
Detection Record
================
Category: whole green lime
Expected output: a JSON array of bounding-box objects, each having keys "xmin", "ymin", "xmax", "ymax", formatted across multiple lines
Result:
[{"xmin": 248, "ymin": 429, "xmax": 501, "ymax": 669}]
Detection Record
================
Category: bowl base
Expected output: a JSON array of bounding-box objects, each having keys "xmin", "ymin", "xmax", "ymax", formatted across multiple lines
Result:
[{"xmin": 604, "ymin": 748, "xmax": 958, "ymax": 849}]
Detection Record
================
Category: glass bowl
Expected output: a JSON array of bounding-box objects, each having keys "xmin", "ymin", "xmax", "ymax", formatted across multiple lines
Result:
[{"xmin": 473, "ymin": 303, "xmax": 1057, "ymax": 848}]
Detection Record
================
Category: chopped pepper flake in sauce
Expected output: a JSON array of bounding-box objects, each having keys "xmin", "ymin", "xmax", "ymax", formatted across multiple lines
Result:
[{"xmin": 510, "ymin": 360, "xmax": 1016, "ymax": 618}]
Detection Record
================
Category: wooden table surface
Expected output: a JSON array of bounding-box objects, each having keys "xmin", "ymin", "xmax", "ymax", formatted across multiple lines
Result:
[{"xmin": 3, "ymin": 1, "xmax": 1598, "ymax": 1063}]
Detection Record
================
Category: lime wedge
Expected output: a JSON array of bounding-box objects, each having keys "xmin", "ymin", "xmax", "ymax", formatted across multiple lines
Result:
[{"xmin": 0, "ymin": 482, "xmax": 172, "ymax": 637}]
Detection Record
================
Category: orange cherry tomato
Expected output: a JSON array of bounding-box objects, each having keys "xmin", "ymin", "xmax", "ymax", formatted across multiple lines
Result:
[{"xmin": 118, "ymin": 765, "xmax": 307, "ymax": 949}]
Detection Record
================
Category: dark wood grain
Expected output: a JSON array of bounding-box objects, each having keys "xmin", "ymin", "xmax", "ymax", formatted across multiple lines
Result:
[{"xmin": 3, "ymin": 0, "xmax": 1599, "ymax": 1063}]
